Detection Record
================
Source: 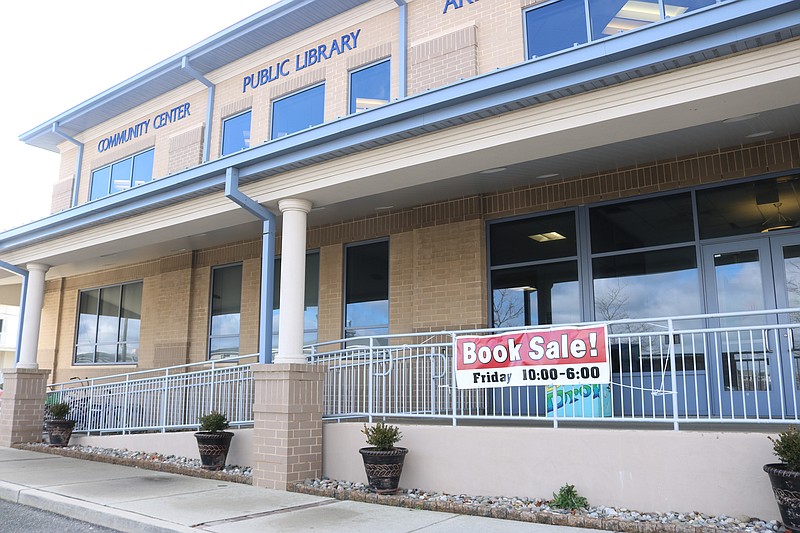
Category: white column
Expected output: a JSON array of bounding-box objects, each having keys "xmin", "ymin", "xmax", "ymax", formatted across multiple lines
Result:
[
  {"xmin": 275, "ymin": 198, "xmax": 312, "ymax": 364},
  {"xmin": 17, "ymin": 263, "xmax": 50, "ymax": 370}
]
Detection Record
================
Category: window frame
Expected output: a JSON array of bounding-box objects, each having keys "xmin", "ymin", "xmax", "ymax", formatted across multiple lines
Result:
[
  {"xmin": 221, "ymin": 109, "xmax": 253, "ymax": 156},
  {"xmin": 343, "ymin": 239, "xmax": 390, "ymax": 344},
  {"xmin": 208, "ymin": 263, "xmax": 244, "ymax": 360},
  {"xmin": 73, "ymin": 280, "xmax": 143, "ymax": 365},
  {"xmin": 270, "ymin": 83, "xmax": 326, "ymax": 139},
  {"xmin": 348, "ymin": 59, "xmax": 391, "ymax": 114},
  {"xmin": 89, "ymin": 148, "xmax": 155, "ymax": 201}
]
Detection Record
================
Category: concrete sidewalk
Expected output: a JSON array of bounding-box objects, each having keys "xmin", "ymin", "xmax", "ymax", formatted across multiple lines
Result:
[{"xmin": 0, "ymin": 447, "xmax": 602, "ymax": 533}]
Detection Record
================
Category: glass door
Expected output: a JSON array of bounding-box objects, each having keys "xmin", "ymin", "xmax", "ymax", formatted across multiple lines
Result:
[
  {"xmin": 770, "ymin": 235, "xmax": 800, "ymax": 414},
  {"xmin": 702, "ymin": 240, "xmax": 778, "ymax": 417}
]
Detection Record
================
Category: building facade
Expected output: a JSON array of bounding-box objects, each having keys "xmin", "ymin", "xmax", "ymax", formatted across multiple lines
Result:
[{"xmin": 1, "ymin": 0, "xmax": 800, "ymax": 516}]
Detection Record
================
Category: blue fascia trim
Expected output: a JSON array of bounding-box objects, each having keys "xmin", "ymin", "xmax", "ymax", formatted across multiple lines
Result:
[{"xmin": 2, "ymin": 0, "xmax": 797, "ymax": 252}]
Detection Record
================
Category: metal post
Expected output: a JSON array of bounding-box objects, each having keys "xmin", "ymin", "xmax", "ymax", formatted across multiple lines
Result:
[{"xmin": 668, "ymin": 319, "xmax": 680, "ymax": 431}]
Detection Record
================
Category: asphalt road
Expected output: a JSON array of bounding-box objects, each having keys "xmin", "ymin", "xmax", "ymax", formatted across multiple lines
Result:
[{"xmin": 0, "ymin": 500, "xmax": 122, "ymax": 532}]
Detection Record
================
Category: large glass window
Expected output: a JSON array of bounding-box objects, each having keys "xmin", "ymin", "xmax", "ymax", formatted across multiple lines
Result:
[
  {"xmin": 489, "ymin": 212, "xmax": 581, "ymax": 327},
  {"xmin": 271, "ymin": 84, "xmax": 325, "ymax": 138},
  {"xmin": 525, "ymin": 0, "xmax": 588, "ymax": 59},
  {"xmin": 75, "ymin": 282, "xmax": 142, "ymax": 364},
  {"xmin": 90, "ymin": 149, "xmax": 154, "ymax": 201},
  {"xmin": 209, "ymin": 264, "xmax": 242, "ymax": 360},
  {"xmin": 272, "ymin": 252, "xmax": 320, "ymax": 349},
  {"xmin": 345, "ymin": 241, "xmax": 389, "ymax": 343},
  {"xmin": 221, "ymin": 110, "xmax": 252, "ymax": 155},
  {"xmin": 350, "ymin": 60, "xmax": 391, "ymax": 114},
  {"xmin": 697, "ymin": 176, "xmax": 800, "ymax": 239},
  {"xmin": 590, "ymin": 193, "xmax": 694, "ymax": 253},
  {"xmin": 525, "ymin": 0, "xmax": 719, "ymax": 59}
]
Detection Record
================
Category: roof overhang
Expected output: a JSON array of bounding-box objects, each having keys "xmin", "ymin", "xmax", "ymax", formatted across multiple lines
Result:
[
  {"xmin": 18, "ymin": 0, "xmax": 373, "ymax": 152},
  {"xmin": 2, "ymin": 0, "xmax": 799, "ymax": 270}
]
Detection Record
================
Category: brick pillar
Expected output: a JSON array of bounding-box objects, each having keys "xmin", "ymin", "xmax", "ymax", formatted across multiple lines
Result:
[
  {"xmin": 0, "ymin": 368, "xmax": 50, "ymax": 447},
  {"xmin": 252, "ymin": 363, "xmax": 324, "ymax": 490}
]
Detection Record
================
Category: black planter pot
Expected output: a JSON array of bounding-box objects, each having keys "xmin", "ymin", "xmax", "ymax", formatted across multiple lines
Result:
[
  {"xmin": 764, "ymin": 463, "xmax": 800, "ymax": 530},
  {"xmin": 195, "ymin": 431, "xmax": 234, "ymax": 471},
  {"xmin": 46, "ymin": 419, "xmax": 75, "ymax": 447},
  {"xmin": 359, "ymin": 447, "xmax": 408, "ymax": 494}
]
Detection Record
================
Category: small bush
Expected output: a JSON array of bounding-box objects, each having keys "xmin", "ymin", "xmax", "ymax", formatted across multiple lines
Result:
[
  {"xmin": 362, "ymin": 422, "xmax": 402, "ymax": 451},
  {"xmin": 551, "ymin": 483, "xmax": 588, "ymax": 510},
  {"xmin": 770, "ymin": 425, "xmax": 800, "ymax": 471},
  {"xmin": 48, "ymin": 402, "xmax": 70, "ymax": 420},
  {"xmin": 198, "ymin": 411, "xmax": 229, "ymax": 432}
]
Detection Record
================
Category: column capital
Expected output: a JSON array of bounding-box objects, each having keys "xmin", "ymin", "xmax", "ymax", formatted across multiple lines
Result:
[
  {"xmin": 278, "ymin": 198, "xmax": 312, "ymax": 214},
  {"xmin": 25, "ymin": 263, "xmax": 50, "ymax": 274}
]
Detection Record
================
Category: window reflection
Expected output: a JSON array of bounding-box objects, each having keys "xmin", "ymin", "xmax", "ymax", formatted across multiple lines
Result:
[
  {"xmin": 350, "ymin": 60, "xmax": 390, "ymax": 114},
  {"xmin": 491, "ymin": 261, "xmax": 580, "ymax": 327},
  {"xmin": 271, "ymin": 84, "xmax": 325, "ymax": 138},
  {"xmin": 525, "ymin": 0, "xmax": 587, "ymax": 59},
  {"xmin": 221, "ymin": 110, "xmax": 252, "ymax": 155},
  {"xmin": 209, "ymin": 264, "xmax": 242, "ymax": 360},
  {"xmin": 345, "ymin": 241, "xmax": 389, "ymax": 344},
  {"xmin": 271, "ymin": 252, "xmax": 320, "ymax": 350}
]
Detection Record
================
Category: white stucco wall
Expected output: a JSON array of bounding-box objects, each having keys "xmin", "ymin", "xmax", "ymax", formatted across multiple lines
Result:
[
  {"xmin": 71, "ymin": 423, "xmax": 781, "ymax": 520},
  {"xmin": 323, "ymin": 423, "xmax": 781, "ymax": 521}
]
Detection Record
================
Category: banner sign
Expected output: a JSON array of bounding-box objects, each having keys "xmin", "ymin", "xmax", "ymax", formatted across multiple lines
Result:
[{"xmin": 455, "ymin": 325, "xmax": 610, "ymax": 389}]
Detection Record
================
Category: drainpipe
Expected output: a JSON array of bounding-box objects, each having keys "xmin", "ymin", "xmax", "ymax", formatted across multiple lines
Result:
[
  {"xmin": 182, "ymin": 57, "xmax": 215, "ymax": 163},
  {"xmin": 224, "ymin": 167, "xmax": 276, "ymax": 364},
  {"xmin": 51, "ymin": 123, "xmax": 84, "ymax": 208},
  {"xmin": 0, "ymin": 261, "xmax": 29, "ymax": 367},
  {"xmin": 395, "ymin": 0, "xmax": 409, "ymax": 99}
]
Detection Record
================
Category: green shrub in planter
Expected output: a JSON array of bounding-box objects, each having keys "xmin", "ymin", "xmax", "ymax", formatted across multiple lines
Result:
[
  {"xmin": 47, "ymin": 402, "xmax": 70, "ymax": 420},
  {"xmin": 361, "ymin": 421, "xmax": 402, "ymax": 451},
  {"xmin": 198, "ymin": 411, "xmax": 230, "ymax": 433},
  {"xmin": 765, "ymin": 426, "xmax": 800, "ymax": 530}
]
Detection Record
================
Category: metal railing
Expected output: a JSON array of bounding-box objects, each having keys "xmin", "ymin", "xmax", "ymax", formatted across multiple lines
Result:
[
  {"xmin": 45, "ymin": 309, "xmax": 800, "ymax": 434},
  {"xmin": 309, "ymin": 309, "xmax": 800, "ymax": 429},
  {"xmin": 46, "ymin": 355, "xmax": 257, "ymax": 435}
]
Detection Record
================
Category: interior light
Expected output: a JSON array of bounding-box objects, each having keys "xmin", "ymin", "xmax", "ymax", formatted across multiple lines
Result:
[
  {"xmin": 528, "ymin": 232, "xmax": 566, "ymax": 242},
  {"xmin": 722, "ymin": 113, "xmax": 760, "ymax": 124},
  {"xmin": 355, "ymin": 97, "xmax": 389, "ymax": 111},
  {"xmin": 602, "ymin": 1, "xmax": 687, "ymax": 35},
  {"xmin": 746, "ymin": 130, "xmax": 775, "ymax": 138},
  {"xmin": 535, "ymin": 173, "xmax": 559, "ymax": 180},
  {"xmin": 761, "ymin": 203, "xmax": 797, "ymax": 233}
]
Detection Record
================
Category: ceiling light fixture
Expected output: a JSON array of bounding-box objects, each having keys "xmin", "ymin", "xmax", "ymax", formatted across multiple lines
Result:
[
  {"xmin": 722, "ymin": 113, "xmax": 760, "ymax": 124},
  {"xmin": 602, "ymin": 1, "xmax": 687, "ymax": 35},
  {"xmin": 528, "ymin": 231, "xmax": 566, "ymax": 242},
  {"xmin": 480, "ymin": 167, "xmax": 506, "ymax": 174},
  {"xmin": 535, "ymin": 173, "xmax": 559, "ymax": 180},
  {"xmin": 761, "ymin": 203, "xmax": 797, "ymax": 233},
  {"xmin": 746, "ymin": 130, "xmax": 775, "ymax": 138}
]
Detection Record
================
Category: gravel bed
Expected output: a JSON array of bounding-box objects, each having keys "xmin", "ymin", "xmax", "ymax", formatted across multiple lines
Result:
[{"xmin": 15, "ymin": 442, "xmax": 783, "ymax": 533}]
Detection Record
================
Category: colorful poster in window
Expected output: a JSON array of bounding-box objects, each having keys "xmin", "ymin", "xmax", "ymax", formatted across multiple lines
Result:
[{"xmin": 455, "ymin": 325, "xmax": 610, "ymax": 389}]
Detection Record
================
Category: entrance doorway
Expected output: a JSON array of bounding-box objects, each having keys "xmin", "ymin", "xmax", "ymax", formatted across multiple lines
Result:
[{"xmin": 703, "ymin": 233, "xmax": 800, "ymax": 417}]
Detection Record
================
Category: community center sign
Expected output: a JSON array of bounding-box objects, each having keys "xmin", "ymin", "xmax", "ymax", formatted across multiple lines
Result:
[{"xmin": 454, "ymin": 325, "xmax": 610, "ymax": 389}]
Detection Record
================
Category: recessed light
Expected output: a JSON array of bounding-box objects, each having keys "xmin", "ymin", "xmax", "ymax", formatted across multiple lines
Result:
[
  {"xmin": 535, "ymin": 173, "xmax": 559, "ymax": 180},
  {"xmin": 480, "ymin": 167, "xmax": 506, "ymax": 174},
  {"xmin": 722, "ymin": 113, "xmax": 760, "ymax": 123},
  {"xmin": 746, "ymin": 130, "xmax": 775, "ymax": 138},
  {"xmin": 528, "ymin": 232, "xmax": 566, "ymax": 242}
]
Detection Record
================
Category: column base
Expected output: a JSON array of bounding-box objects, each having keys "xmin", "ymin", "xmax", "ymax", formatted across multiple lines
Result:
[
  {"xmin": 251, "ymin": 363, "xmax": 325, "ymax": 490},
  {"xmin": 0, "ymin": 368, "xmax": 50, "ymax": 448}
]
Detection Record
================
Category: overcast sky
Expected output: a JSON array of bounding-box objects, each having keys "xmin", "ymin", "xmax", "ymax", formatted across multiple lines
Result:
[{"xmin": 0, "ymin": 1, "xmax": 280, "ymax": 232}]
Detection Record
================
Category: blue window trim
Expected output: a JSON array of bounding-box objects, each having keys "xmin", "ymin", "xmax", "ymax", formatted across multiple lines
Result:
[
  {"xmin": 89, "ymin": 148, "xmax": 155, "ymax": 201},
  {"xmin": 523, "ymin": 0, "xmax": 726, "ymax": 61},
  {"xmin": 270, "ymin": 83, "xmax": 326, "ymax": 139},
  {"xmin": 348, "ymin": 59, "xmax": 391, "ymax": 114},
  {"xmin": 221, "ymin": 110, "xmax": 253, "ymax": 156}
]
